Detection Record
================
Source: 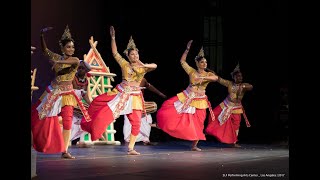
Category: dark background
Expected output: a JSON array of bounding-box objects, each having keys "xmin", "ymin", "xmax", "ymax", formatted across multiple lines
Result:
[{"xmin": 31, "ymin": 0, "xmax": 288, "ymax": 144}]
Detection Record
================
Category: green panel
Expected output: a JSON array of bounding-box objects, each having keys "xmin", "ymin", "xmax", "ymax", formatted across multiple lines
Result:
[
  {"xmin": 104, "ymin": 77, "xmax": 111, "ymax": 92},
  {"xmin": 84, "ymin": 133, "xmax": 89, "ymax": 141},
  {"xmin": 108, "ymin": 132, "xmax": 112, "ymax": 141},
  {"xmin": 107, "ymin": 125, "xmax": 112, "ymax": 141},
  {"xmin": 104, "ymin": 77, "xmax": 109, "ymax": 85}
]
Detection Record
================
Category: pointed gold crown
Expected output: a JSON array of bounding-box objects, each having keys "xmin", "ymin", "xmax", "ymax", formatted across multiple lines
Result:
[
  {"xmin": 195, "ymin": 46, "xmax": 205, "ymax": 60},
  {"xmin": 231, "ymin": 62, "xmax": 241, "ymax": 77},
  {"xmin": 198, "ymin": 46, "xmax": 205, "ymax": 57},
  {"xmin": 123, "ymin": 36, "xmax": 139, "ymax": 55},
  {"xmin": 59, "ymin": 25, "xmax": 73, "ymax": 46}
]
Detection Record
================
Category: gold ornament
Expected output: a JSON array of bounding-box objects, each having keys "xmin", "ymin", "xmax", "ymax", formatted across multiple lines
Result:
[
  {"xmin": 123, "ymin": 36, "xmax": 139, "ymax": 55},
  {"xmin": 195, "ymin": 46, "xmax": 205, "ymax": 61},
  {"xmin": 197, "ymin": 46, "xmax": 205, "ymax": 57},
  {"xmin": 59, "ymin": 25, "xmax": 73, "ymax": 46},
  {"xmin": 231, "ymin": 62, "xmax": 241, "ymax": 77}
]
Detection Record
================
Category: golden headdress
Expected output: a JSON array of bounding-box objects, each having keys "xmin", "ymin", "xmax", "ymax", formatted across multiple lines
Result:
[
  {"xmin": 195, "ymin": 46, "xmax": 205, "ymax": 60},
  {"xmin": 231, "ymin": 62, "xmax": 241, "ymax": 77},
  {"xmin": 59, "ymin": 25, "xmax": 73, "ymax": 47},
  {"xmin": 123, "ymin": 36, "xmax": 139, "ymax": 55}
]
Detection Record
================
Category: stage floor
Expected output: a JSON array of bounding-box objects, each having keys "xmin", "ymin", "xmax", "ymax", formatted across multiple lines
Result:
[{"xmin": 33, "ymin": 141, "xmax": 289, "ymax": 180}]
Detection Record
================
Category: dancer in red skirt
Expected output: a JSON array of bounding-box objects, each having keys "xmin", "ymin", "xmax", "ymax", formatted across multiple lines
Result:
[
  {"xmin": 81, "ymin": 26, "xmax": 158, "ymax": 155},
  {"xmin": 205, "ymin": 63, "xmax": 253, "ymax": 147},
  {"xmin": 31, "ymin": 26, "xmax": 90, "ymax": 159},
  {"xmin": 156, "ymin": 40, "xmax": 218, "ymax": 151}
]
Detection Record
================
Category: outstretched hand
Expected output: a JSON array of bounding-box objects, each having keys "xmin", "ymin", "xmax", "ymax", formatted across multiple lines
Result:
[
  {"xmin": 110, "ymin": 26, "xmax": 115, "ymax": 38},
  {"xmin": 186, "ymin": 40, "xmax": 193, "ymax": 50},
  {"xmin": 40, "ymin": 27, "xmax": 53, "ymax": 33}
]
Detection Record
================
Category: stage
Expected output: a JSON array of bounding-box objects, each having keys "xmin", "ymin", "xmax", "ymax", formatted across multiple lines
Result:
[{"xmin": 33, "ymin": 141, "xmax": 289, "ymax": 180}]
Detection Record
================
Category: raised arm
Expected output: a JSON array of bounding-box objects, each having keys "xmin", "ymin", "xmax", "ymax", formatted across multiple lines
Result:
[
  {"xmin": 109, "ymin": 26, "xmax": 127, "ymax": 66},
  {"xmin": 180, "ymin": 40, "xmax": 195, "ymax": 75},
  {"xmin": 110, "ymin": 26, "xmax": 118, "ymax": 56},
  {"xmin": 180, "ymin": 40, "xmax": 192, "ymax": 64},
  {"xmin": 40, "ymin": 27, "xmax": 52, "ymax": 52},
  {"xmin": 40, "ymin": 27, "xmax": 61, "ymax": 61}
]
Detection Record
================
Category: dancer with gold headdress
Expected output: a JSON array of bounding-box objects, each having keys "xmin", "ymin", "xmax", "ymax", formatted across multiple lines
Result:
[
  {"xmin": 205, "ymin": 63, "xmax": 253, "ymax": 147},
  {"xmin": 31, "ymin": 25, "xmax": 90, "ymax": 159},
  {"xmin": 156, "ymin": 40, "xmax": 218, "ymax": 151},
  {"xmin": 81, "ymin": 26, "xmax": 157, "ymax": 155}
]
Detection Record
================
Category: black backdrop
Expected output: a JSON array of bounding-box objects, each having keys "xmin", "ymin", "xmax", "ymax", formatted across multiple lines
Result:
[{"xmin": 31, "ymin": 0, "xmax": 288, "ymax": 144}]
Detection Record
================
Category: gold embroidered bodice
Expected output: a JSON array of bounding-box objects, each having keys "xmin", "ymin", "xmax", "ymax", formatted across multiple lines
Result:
[
  {"xmin": 44, "ymin": 48, "xmax": 78, "ymax": 82},
  {"xmin": 181, "ymin": 61, "xmax": 214, "ymax": 91},
  {"xmin": 217, "ymin": 77, "xmax": 246, "ymax": 102},
  {"xmin": 113, "ymin": 52, "xmax": 148, "ymax": 84}
]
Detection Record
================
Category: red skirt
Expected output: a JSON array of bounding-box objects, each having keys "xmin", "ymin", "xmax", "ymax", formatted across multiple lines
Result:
[
  {"xmin": 31, "ymin": 100, "xmax": 65, "ymax": 153},
  {"xmin": 156, "ymin": 96, "xmax": 206, "ymax": 141},
  {"xmin": 80, "ymin": 93, "xmax": 116, "ymax": 141},
  {"xmin": 205, "ymin": 105, "xmax": 241, "ymax": 144}
]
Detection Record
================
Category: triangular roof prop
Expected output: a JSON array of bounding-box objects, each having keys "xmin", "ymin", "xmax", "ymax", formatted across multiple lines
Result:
[{"xmin": 83, "ymin": 36, "xmax": 115, "ymax": 81}]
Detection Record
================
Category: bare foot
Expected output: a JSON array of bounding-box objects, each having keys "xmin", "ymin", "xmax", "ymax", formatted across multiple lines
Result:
[
  {"xmin": 61, "ymin": 152, "xmax": 76, "ymax": 159},
  {"xmin": 191, "ymin": 147, "xmax": 202, "ymax": 151},
  {"xmin": 127, "ymin": 149, "xmax": 141, "ymax": 155}
]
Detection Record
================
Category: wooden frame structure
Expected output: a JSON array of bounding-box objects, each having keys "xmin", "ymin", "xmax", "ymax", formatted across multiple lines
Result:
[{"xmin": 81, "ymin": 36, "xmax": 120, "ymax": 145}]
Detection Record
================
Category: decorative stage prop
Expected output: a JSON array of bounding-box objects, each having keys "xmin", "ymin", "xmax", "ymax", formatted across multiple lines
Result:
[{"xmin": 80, "ymin": 36, "xmax": 119, "ymax": 145}]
